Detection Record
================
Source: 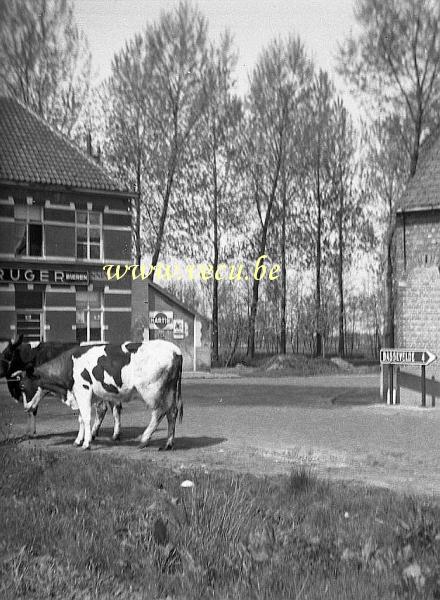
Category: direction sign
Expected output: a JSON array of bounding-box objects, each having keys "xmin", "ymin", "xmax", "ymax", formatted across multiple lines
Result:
[{"xmin": 380, "ymin": 348, "xmax": 437, "ymax": 367}]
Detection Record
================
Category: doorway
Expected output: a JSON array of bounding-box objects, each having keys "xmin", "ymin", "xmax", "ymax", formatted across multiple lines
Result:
[{"xmin": 15, "ymin": 288, "xmax": 43, "ymax": 342}]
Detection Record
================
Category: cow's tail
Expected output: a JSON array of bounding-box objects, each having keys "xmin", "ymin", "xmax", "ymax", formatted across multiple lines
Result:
[{"xmin": 176, "ymin": 354, "xmax": 183, "ymax": 423}]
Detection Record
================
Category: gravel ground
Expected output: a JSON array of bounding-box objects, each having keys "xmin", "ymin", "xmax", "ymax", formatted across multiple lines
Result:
[{"xmin": 2, "ymin": 373, "xmax": 440, "ymax": 497}]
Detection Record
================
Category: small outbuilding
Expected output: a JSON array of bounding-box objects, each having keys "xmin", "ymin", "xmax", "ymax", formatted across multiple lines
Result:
[
  {"xmin": 131, "ymin": 279, "xmax": 211, "ymax": 372},
  {"xmin": 394, "ymin": 135, "xmax": 440, "ymax": 404}
]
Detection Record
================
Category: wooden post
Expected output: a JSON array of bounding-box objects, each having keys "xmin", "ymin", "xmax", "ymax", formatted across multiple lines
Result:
[
  {"xmin": 421, "ymin": 365, "xmax": 426, "ymax": 407},
  {"xmin": 395, "ymin": 367, "xmax": 400, "ymax": 405},
  {"xmin": 380, "ymin": 364, "xmax": 386, "ymax": 402},
  {"xmin": 388, "ymin": 365, "xmax": 394, "ymax": 405},
  {"xmin": 432, "ymin": 375, "xmax": 436, "ymax": 408}
]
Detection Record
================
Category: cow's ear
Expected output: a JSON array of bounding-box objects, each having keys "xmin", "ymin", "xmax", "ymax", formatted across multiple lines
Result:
[
  {"xmin": 24, "ymin": 363, "xmax": 35, "ymax": 377},
  {"xmin": 12, "ymin": 334, "xmax": 24, "ymax": 348}
]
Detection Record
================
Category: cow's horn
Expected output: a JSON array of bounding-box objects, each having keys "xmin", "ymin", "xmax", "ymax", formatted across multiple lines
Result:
[{"xmin": 10, "ymin": 371, "xmax": 21, "ymax": 379}]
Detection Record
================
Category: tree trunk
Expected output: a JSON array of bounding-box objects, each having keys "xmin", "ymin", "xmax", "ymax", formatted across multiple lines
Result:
[
  {"xmin": 135, "ymin": 158, "xmax": 142, "ymax": 265},
  {"xmin": 247, "ymin": 282, "xmax": 259, "ymax": 359},
  {"xmin": 211, "ymin": 124, "xmax": 220, "ymax": 365},
  {"xmin": 315, "ymin": 163, "xmax": 322, "ymax": 357},
  {"xmin": 409, "ymin": 105, "xmax": 423, "ymax": 178},
  {"xmin": 247, "ymin": 166, "xmax": 281, "ymax": 359},
  {"xmin": 384, "ymin": 218, "xmax": 396, "ymax": 347},
  {"xmin": 150, "ymin": 147, "xmax": 178, "ymax": 276},
  {"xmin": 280, "ymin": 172, "xmax": 287, "ymax": 354},
  {"xmin": 337, "ymin": 176, "xmax": 345, "ymax": 357}
]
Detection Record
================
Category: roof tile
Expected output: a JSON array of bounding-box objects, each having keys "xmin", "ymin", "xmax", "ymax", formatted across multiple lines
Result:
[
  {"xmin": 398, "ymin": 134, "xmax": 440, "ymax": 211},
  {"xmin": 0, "ymin": 96, "xmax": 130, "ymax": 194}
]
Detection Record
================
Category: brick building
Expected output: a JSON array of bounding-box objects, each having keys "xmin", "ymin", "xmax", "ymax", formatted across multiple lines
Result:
[
  {"xmin": 131, "ymin": 279, "xmax": 211, "ymax": 371},
  {"xmin": 394, "ymin": 134, "xmax": 440, "ymax": 400},
  {"xmin": 0, "ymin": 96, "xmax": 133, "ymax": 342}
]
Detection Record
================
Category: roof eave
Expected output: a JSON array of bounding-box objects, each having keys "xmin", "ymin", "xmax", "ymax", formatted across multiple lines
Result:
[
  {"xmin": 148, "ymin": 280, "xmax": 211, "ymax": 322},
  {"xmin": 397, "ymin": 204, "xmax": 440, "ymax": 213},
  {"xmin": 0, "ymin": 179, "xmax": 136, "ymax": 199}
]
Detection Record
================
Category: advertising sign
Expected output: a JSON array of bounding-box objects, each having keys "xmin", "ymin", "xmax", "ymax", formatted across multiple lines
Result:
[
  {"xmin": 149, "ymin": 311, "xmax": 173, "ymax": 330},
  {"xmin": 173, "ymin": 319, "xmax": 184, "ymax": 339},
  {"xmin": 0, "ymin": 267, "xmax": 88, "ymax": 285}
]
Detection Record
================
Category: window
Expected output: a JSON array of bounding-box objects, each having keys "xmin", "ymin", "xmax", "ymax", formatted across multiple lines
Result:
[
  {"xmin": 15, "ymin": 289, "xmax": 43, "ymax": 342},
  {"xmin": 76, "ymin": 211, "xmax": 102, "ymax": 259},
  {"xmin": 76, "ymin": 290, "xmax": 103, "ymax": 343},
  {"xmin": 14, "ymin": 205, "xmax": 43, "ymax": 256}
]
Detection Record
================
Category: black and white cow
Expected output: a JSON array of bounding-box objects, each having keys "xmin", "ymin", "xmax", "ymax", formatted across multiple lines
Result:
[
  {"xmin": 0, "ymin": 335, "xmax": 121, "ymax": 439},
  {"xmin": 19, "ymin": 340, "xmax": 183, "ymax": 450}
]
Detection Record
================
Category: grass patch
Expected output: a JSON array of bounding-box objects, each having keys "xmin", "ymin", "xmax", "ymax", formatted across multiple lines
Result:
[{"xmin": 2, "ymin": 446, "xmax": 440, "ymax": 599}]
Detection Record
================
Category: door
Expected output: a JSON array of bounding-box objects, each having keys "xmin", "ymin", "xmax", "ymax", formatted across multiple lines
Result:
[
  {"xmin": 15, "ymin": 288, "xmax": 43, "ymax": 342},
  {"xmin": 76, "ymin": 290, "xmax": 103, "ymax": 343},
  {"xmin": 16, "ymin": 311, "xmax": 42, "ymax": 342}
]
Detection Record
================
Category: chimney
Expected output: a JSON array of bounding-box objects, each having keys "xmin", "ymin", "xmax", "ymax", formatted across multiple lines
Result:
[{"xmin": 86, "ymin": 131, "xmax": 92, "ymax": 156}]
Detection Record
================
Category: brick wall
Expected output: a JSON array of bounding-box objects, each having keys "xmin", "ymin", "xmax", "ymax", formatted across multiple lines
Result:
[
  {"xmin": 148, "ymin": 286, "xmax": 195, "ymax": 372},
  {"xmin": 395, "ymin": 211, "xmax": 440, "ymax": 401},
  {"xmin": 130, "ymin": 280, "xmax": 212, "ymax": 371}
]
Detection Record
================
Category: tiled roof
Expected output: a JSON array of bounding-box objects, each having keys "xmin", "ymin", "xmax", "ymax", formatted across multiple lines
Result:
[
  {"xmin": 0, "ymin": 96, "xmax": 129, "ymax": 194},
  {"xmin": 398, "ymin": 133, "xmax": 440, "ymax": 211}
]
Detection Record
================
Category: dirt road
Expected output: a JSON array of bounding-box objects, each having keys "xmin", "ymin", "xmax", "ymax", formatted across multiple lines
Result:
[{"xmin": 2, "ymin": 373, "xmax": 440, "ymax": 496}]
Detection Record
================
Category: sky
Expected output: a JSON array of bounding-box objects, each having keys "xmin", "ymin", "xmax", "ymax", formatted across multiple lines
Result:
[
  {"xmin": 74, "ymin": 0, "xmax": 359, "ymax": 114},
  {"xmin": 74, "ymin": 0, "xmax": 373, "ymax": 291}
]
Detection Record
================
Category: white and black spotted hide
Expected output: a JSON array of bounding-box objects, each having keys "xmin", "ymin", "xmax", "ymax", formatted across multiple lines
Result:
[
  {"xmin": 1, "ymin": 336, "xmax": 118, "ymax": 439},
  {"xmin": 20, "ymin": 340, "xmax": 183, "ymax": 450}
]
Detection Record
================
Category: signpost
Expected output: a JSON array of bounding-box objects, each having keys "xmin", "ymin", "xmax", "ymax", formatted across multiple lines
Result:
[
  {"xmin": 380, "ymin": 349, "xmax": 436, "ymax": 367},
  {"xmin": 380, "ymin": 348, "xmax": 437, "ymax": 407}
]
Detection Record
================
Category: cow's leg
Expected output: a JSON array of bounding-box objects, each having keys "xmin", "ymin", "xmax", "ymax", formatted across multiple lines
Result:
[
  {"xmin": 159, "ymin": 404, "xmax": 178, "ymax": 451},
  {"xmin": 23, "ymin": 387, "xmax": 43, "ymax": 412},
  {"xmin": 75, "ymin": 389, "xmax": 93, "ymax": 450},
  {"xmin": 74, "ymin": 414, "xmax": 85, "ymax": 447},
  {"xmin": 23, "ymin": 391, "xmax": 41, "ymax": 437},
  {"xmin": 138, "ymin": 408, "xmax": 165, "ymax": 449},
  {"xmin": 111, "ymin": 403, "xmax": 122, "ymax": 441},
  {"xmin": 91, "ymin": 401, "xmax": 107, "ymax": 439},
  {"xmin": 27, "ymin": 406, "xmax": 38, "ymax": 438}
]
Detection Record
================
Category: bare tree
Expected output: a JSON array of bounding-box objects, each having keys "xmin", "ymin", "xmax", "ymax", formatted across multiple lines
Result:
[
  {"xmin": 338, "ymin": 0, "xmax": 440, "ymax": 177},
  {"xmin": 363, "ymin": 116, "xmax": 407, "ymax": 346},
  {"xmin": 200, "ymin": 34, "xmax": 242, "ymax": 364},
  {"xmin": 244, "ymin": 37, "xmax": 312, "ymax": 359},
  {"xmin": 104, "ymin": 2, "xmax": 209, "ymax": 269},
  {"xmin": 104, "ymin": 35, "xmax": 150, "ymax": 264},
  {"xmin": 144, "ymin": 2, "xmax": 209, "ymax": 272},
  {"xmin": 300, "ymin": 70, "xmax": 335, "ymax": 357},
  {"xmin": 326, "ymin": 99, "xmax": 374, "ymax": 356},
  {"xmin": 0, "ymin": 0, "xmax": 91, "ymax": 137}
]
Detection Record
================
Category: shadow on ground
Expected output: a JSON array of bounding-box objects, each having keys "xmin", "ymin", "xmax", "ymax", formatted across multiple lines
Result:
[
  {"xmin": 188, "ymin": 384, "xmax": 338, "ymax": 407},
  {"xmin": 30, "ymin": 428, "xmax": 227, "ymax": 451},
  {"xmin": 331, "ymin": 388, "xmax": 381, "ymax": 406}
]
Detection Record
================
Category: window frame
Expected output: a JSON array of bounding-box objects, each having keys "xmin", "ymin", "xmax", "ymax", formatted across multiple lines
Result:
[
  {"xmin": 75, "ymin": 210, "xmax": 103, "ymax": 261},
  {"xmin": 14, "ymin": 204, "xmax": 44, "ymax": 258},
  {"xmin": 76, "ymin": 290, "xmax": 104, "ymax": 343}
]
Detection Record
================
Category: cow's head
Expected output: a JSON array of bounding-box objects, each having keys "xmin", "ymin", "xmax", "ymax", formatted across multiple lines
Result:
[
  {"xmin": 0, "ymin": 334, "xmax": 23, "ymax": 378},
  {"xmin": 17, "ymin": 365, "xmax": 41, "ymax": 411}
]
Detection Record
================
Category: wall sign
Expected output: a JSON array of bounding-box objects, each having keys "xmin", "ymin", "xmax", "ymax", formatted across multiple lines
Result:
[
  {"xmin": 173, "ymin": 319, "xmax": 184, "ymax": 339},
  {"xmin": 149, "ymin": 311, "xmax": 173, "ymax": 330},
  {"xmin": 0, "ymin": 267, "xmax": 88, "ymax": 285}
]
